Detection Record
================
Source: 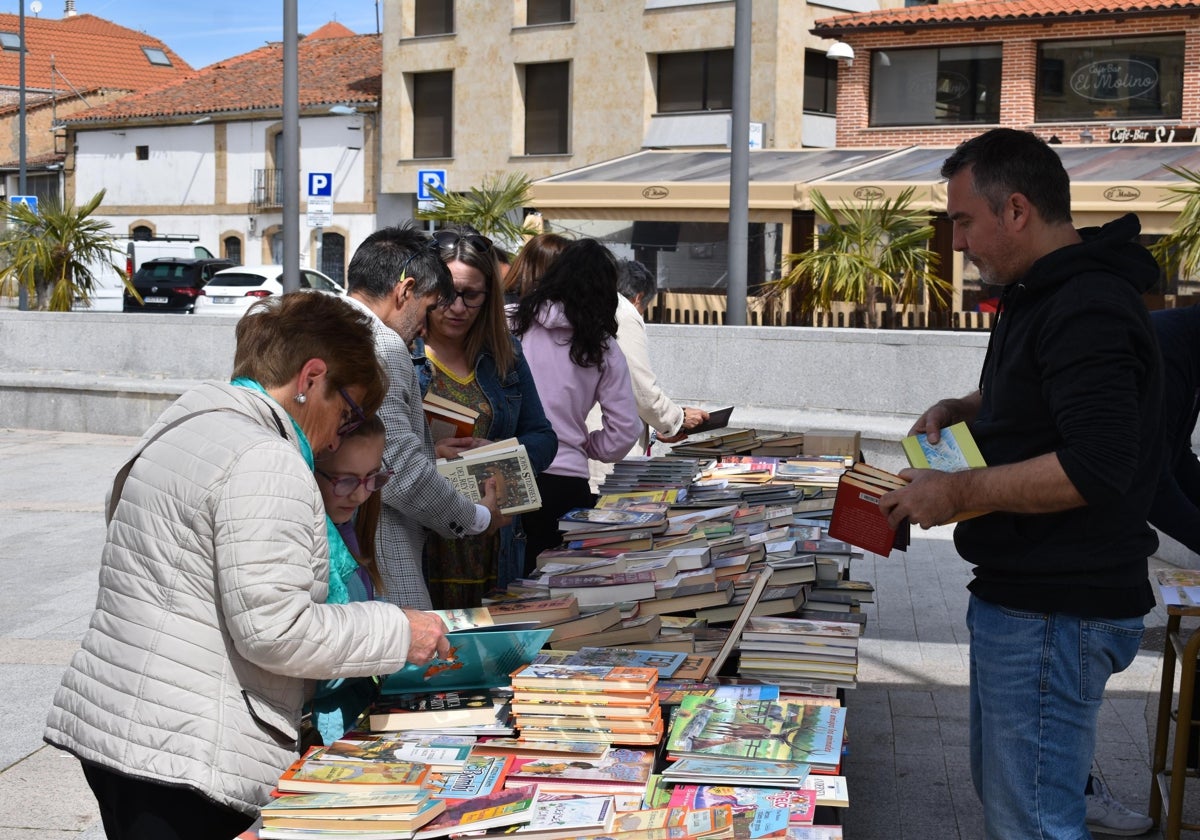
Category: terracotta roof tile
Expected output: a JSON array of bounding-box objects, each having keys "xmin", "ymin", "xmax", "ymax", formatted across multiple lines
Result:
[
  {"xmin": 0, "ymin": 13, "xmax": 190, "ymax": 92},
  {"xmin": 64, "ymin": 32, "xmax": 381, "ymax": 124},
  {"xmin": 814, "ymin": 0, "xmax": 1200, "ymax": 35},
  {"xmin": 307, "ymin": 21, "xmax": 357, "ymax": 39}
]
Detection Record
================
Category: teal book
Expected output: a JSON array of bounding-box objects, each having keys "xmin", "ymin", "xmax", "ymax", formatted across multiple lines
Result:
[{"xmin": 381, "ymin": 628, "xmax": 552, "ymax": 694}]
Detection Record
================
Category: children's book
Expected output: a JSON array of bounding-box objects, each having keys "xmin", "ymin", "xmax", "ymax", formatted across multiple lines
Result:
[
  {"xmin": 664, "ymin": 696, "xmax": 846, "ymax": 772},
  {"xmin": 414, "ymin": 783, "xmax": 539, "ymax": 838},
  {"xmin": 320, "ymin": 734, "xmax": 478, "ymax": 771},
  {"xmin": 514, "ymin": 793, "xmax": 616, "ymax": 837},
  {"xmin": 505, "ymin": 747, "xmax": 656, "ymax": 795},
  {"xmin": 468, "ymin": 738, "xmax": 610, "ymax": 760},
  {"xmin": 423, "ymin": 753, "xmax": 513, "ymax": 799},
  {"xmin": 261, "ymin": 796, "xmax": 445, "ymax": 834},
  {"xmin": 662, "ymin": 756, "xmax": 811, "ymax": 788},
  {"xmin": 556, "ymin": 646, "xmax": 688, "ymax": 679},
  {"xmin": 509, "ymin": 663, "xmax": 659, "ymax": 693},
  {"xmin": 1156, "ymin": 568, "xmax": 1200, "ymax": 607},
  {"xmin": 902, "ymin": 421, "xmax": 986, "ymax": 472},
  {"xmin": 381, "ymin": 627, "xmax": 552, "ymax": 694},
  {"xmin": 276, "ymin": 755, "xmax": 429, "ymax": 794},
  {"xmin": 260, "ymin": 788, "xmax": 431, "ymax": 817},
  {"xmin": 669, "ymin": 783, "xmax": 817, "ymax": 838},
  {"xmin": 366, "ymin": 689, "xmax": 508, "ymax": 731}
]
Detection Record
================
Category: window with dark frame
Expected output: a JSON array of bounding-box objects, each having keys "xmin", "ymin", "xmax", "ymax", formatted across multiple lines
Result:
[
  {"xmin": 656, "ymin": 49, "xmax": 734, "ymax": 113},
  {"xmin": 414, "ymin": 0, "xmax": 454, "ymax": 36},
  {"xmin": 804, "ymin": 51, "xmax": 838, "ymax": 115},
  {"xmin": 527, "ymin": 0, "xmax": 572, "ymax": 25},
  {"xmin": 524, "ymin": 62, "xmax": 570, "ymax": 155},
  {"xmin": 135, "ymin": 145, "xmax": 150, "ymax": 161},
  {"xmin": 223, "ymin": 236, "xmax": 242, "ymax": 265},
  {"xmin": 142, "ymin": 46, "xmax": 172, "ymax": 66},
  {"xmin": 1035, "ymin": 35, "xmax": 1184, "ymax": 123},
  {"xmin": 413, "ymin": 71, "xmax": 453, "ymax": 159},
  {"xmin": 869, "ymin": 45, "xmax": 1001, "ymax": 126},
  {"xmin": 0, "ymin": 32, "xmax": 21, "ymax": 51}
]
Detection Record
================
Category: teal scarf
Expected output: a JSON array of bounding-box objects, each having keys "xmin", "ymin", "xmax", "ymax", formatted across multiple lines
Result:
[{"xmin": 231, "ymin": 377, "xmax": 358, "ymax": 605}]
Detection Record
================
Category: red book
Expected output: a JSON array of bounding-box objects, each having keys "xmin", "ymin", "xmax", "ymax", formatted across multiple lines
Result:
[{"xmin": 827, "ymin": 466, "xmax": 909, "ymax": 556}]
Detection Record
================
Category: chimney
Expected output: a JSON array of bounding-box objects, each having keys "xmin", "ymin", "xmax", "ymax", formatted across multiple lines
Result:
[{"xmin": 64, "ymin": 0, "xmax": 77, "ymax": 16}]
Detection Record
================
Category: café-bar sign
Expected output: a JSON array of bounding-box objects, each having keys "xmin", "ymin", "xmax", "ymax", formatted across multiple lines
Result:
[{"xmin": 1109, "ymin": 126, "xmax": 1197, "ymax": 144}]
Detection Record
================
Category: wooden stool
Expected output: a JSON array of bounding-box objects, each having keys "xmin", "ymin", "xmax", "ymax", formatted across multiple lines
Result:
[{"xmin": 1149, "ymin": 604, "xmax": 1200, "ymax": 837}]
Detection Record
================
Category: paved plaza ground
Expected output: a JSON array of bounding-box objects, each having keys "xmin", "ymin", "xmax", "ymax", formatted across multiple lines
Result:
[{"xmin": 0, "ymin": 426, "xmax": 1187, "ymax": 838}]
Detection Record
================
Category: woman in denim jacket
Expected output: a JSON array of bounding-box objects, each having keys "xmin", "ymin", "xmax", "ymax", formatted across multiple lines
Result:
[{"xmin": 421, "ymin": 226, "xmax": 557, "ymax": 607}]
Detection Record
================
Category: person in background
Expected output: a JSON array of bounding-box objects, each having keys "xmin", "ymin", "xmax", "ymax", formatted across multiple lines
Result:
[
  {"xmin": 1148, "ymin": 304, "xmax": 1200, "ymax": 553},
  {"xmin": 504, "ymin": 232, "xmax": 571, "ymax": 307},
  {"xmin": 422, "ymin": 225, "xmax": 557, "ymax": 604},
  {"xmin": 344, "ymin": 223, "xmax": 508, "ymax": 609},
  {"xmin": 587, "ymin": 258, "xmax": 710, "ymax": 492},
  {"xmin": 878, "ymin": 129, "xmax": 1162, "ymax": 839},
  {"xmin": 44, "ymin": 291, "xmax": 451, "ymax": 839},
  {"xmin": 511, "ymin": 238, "xmax": 641, "ymax": 566},
  {"xmin": 308, "ymin": 414, "xmax": 392, "ymax": 745}
]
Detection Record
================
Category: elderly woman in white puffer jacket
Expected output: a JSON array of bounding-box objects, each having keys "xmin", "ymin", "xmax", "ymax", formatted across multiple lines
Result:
[{"xmin": 44, "ymin": 291, "xmax": 450, "ymax": 840}]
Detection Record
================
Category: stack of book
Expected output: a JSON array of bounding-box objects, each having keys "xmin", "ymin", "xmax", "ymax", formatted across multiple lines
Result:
[
  {"xmin": 736, "ymin": 616, "xmax": 863, "ymax": 692},
  {"xmin": 507, "ymin": 663, "xmax": 664, "ymax": 746}
]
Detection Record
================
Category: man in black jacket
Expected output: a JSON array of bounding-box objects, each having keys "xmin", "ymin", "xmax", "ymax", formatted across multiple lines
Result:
[{"xmin": 881, "ymin": 129, "xmax": 1163, "ymax": 838}]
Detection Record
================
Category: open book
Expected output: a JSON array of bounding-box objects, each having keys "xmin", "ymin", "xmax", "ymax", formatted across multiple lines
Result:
[{"xmin": 436, "ymin": 437, "xmax": 542, "ymax": 515}]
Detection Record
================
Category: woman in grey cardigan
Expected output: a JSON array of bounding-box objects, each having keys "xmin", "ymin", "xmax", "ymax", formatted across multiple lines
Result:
[{"xmin": 44, "ymin": 291, "xmax": 450, "ymax": 839}]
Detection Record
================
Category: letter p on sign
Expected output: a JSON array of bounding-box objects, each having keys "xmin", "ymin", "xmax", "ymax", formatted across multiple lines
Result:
[{"xmin": 308, "ymin": 173, "xmax": 333, "ymax": 197}]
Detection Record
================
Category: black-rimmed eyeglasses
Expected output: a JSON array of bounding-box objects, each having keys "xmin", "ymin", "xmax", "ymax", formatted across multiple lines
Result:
[
  {"xmin": 441, "ymin": 288, "xmax": 489, "ymax": 309},
  {"xmin": 337, "ymin": 388, "xmax": 368, "ymax": 438},
  {"xmin": 316, "ymin": 467, "xmax": 394, "ymax": 497}
]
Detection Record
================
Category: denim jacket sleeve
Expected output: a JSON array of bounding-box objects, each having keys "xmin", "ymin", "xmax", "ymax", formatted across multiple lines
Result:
[{"xmin": 477, "ymin": 338, "xmax": 558, "ymax": 474}]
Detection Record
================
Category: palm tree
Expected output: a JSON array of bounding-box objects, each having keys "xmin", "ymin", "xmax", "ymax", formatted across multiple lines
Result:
[
  {"xmin": 0, "ymin": 190, "xmax": 129, "ymax": 312},
  {"xmin": 415, "ymin": 172, "xmax": 541, "ymax": 255},
  {"xmin": 769, "ymin": 186, "xmax": 949, "ymax": 329},
  {"xmin": 1150, "ymin": 165, "xmax": 1200, "ymax": 286}
]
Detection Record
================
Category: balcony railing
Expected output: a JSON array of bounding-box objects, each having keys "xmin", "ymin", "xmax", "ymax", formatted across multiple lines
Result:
[{"xmin": 253, "ymin": 168, "xmax": 282, "ymax": 209}]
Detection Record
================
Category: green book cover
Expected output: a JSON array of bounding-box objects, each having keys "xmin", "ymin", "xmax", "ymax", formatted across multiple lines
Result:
[{"xmin": 381, "ymin": 628, "xmax": 552, "ymax": 694}]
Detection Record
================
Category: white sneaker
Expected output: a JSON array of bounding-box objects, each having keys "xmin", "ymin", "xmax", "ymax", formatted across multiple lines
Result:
[{"xmin": 1085, "ymin": 776, "xmax": 1154, "ymax": 837}]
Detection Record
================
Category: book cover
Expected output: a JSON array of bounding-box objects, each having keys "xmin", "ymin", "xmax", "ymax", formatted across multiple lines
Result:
[
  {"xmin": 515, "ymin": 794, "xmax": 615, "ymax": 836},
  {"xmin": 663, "ymin": 757, "xmax": 811, "ymax": 787},
  {"xmin": 557, "ymin": 646, "xmax": 687, "ymax": 678},
  {"xmin": 559, "ymin": 507, "xmax": 668, "ymax": 530},
  {"xmin": 366, "ymin": 689, "xmax": 507, "ymax": 732},
  {"xmin": 667, "ymin": 782, "xmax": 816, "ymax": 837},
  {"xmin": 414, "ymin": 783, "xmax": 539, "ymax": 839},
  {"xmin": 803, "ymin": 774, "xmax": 849, "ymax": 808},
  {"xmin": 509, "ymin": 663, "xmax": 659, "ymax": 692},
  {"xmin": 688, "ymin": 406, "xmax": 735, "ymax": 435},
  {"xmin": 423, "ymin": 393, "xmax": 480, "ymax": 440},
  {"xmin": 827, "ymin": 468, "xmax": 907, "ymax": 557},
  {"xmin": 320, "ymin": 734, "xmax": 478, "ymax": 770},
  {"xmin": 260, "ymin": 788, "xmax": 431, "ymax": 816},
  {"xmin": 437, "ymin": 439, "xmax": 542, "ymax": 515},
  {"xmin": 423, "ymin": 753, "xmax": 513, "ymax": 799},
  {"xmin": 468, "ymin": 738, "xmax": 610, "ymax": 759},
  {"xmin": 664, "ymin": 697, "xmax": 845, "ymax": 770},
  {"xmin": 902, "ymin": 421, "xmax": 986, "ymax": 472},
  {"xmin": 429, "ymin": 607, "xmax": 495, "ymax": 631},
  {"xmin": 277, "ymin": 756, "xmax": 429, "ymax": 794},
  {"xmin": 262, "ymin": 796, "xmax": 445, "ymax": 833},
  {"xmin": 506, "ymin": 747, "xmax": 655, "ymax": 793},
  {"xmin": 487, "ymin": 595, "xmax": 580, "ymax": 624},
  {"xmin": 380, "ymin": 628, "xmax": 552, "ymax": 694}
]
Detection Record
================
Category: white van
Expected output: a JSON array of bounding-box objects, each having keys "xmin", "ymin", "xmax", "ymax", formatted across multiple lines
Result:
[{"xmin": 75, "ymin": 235, "xmax": 215, "ymax": 312}]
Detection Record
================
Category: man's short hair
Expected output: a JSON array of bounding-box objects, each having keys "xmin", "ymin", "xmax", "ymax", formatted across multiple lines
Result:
[
  {"xmin": 346, "ymin": 221, "xmax": 453, "ymax": 302},
  {"xmin": 941, "ymin": 128, "xmax": 1073, "ymax": 225},
  {"xmin": 616, "ymin": 259, "xmax": 657, "ymax": 305}
]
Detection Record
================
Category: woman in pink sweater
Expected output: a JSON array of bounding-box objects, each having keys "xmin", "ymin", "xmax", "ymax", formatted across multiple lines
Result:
[{"xmin": 510, "ymin": 238, "xmax": 641, "ymax": 567}]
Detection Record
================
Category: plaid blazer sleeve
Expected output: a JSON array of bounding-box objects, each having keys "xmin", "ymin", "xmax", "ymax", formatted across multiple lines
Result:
[{"xmin": 372, "ymin": 325, "xmax": 479, "ymax": 609}]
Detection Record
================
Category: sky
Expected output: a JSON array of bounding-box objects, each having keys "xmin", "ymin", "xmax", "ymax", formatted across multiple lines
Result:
[{"xmin": 3, "ymin": 0, "xmax": 382, "ymax": 69}]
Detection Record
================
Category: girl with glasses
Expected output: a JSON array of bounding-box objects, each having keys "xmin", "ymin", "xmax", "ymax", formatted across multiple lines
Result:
[
  {"xmin": 423, "ymin": 225, "xmax": 558, "ymax": 607},
  {"xmin": 309, "ymin": 415, "xmax": 391, "ymax": 744}
]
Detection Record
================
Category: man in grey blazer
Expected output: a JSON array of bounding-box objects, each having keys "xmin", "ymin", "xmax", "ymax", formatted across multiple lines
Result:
[{"xmin": 345, "ymin": 223, "xmax": 507, "ymax": 609}]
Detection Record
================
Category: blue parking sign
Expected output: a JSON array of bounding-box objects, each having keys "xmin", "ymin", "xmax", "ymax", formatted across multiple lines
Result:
[
  {"xmin": 307, "ymin": 173, "xmax": 333, "ymax": 197},
  {"xmin": 417, "ymin": 170, "xmax": 447, "ymax": 201},
  {"xmin": 10, "ymin": 195, "xmax": 38, "ymax": 213}
]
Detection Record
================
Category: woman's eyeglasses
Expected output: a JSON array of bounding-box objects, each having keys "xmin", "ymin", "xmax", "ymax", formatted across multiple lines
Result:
[
  {"xmin": 442, "ymin": 288, "xmax": 489, "ymax": 309},
  {"xmin": 337, "ymin": 388, "xmax": 368, "ymax": 438},
  {"xmin": 432, "ymin": 230, "xmax": 493, "ymax": 254},
  {"xmin": 316, "ymin": 467, "xmax": 394, "ymax": 497}
]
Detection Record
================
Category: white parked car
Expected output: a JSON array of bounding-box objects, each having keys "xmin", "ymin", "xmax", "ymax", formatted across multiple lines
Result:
[{"xmin": 194, "ymin": 265, "xmax": 346, "ymax": 317}]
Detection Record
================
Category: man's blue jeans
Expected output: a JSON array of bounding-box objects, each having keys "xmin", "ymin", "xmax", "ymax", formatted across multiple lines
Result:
[{"xmin": 966, "ymin": 594, "xmax": 1143, "ymax": 839}]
